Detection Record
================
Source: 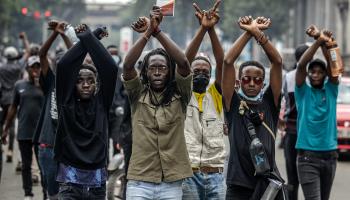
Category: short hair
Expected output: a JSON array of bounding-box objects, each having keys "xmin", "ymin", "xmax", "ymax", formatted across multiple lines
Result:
[
  {"xmin": 238, "ymin": 61, "xmax": 265, "ymax": 79},
  {"xmin": 107, "ymin": 45, "xmax": 118, "ymax": 50},
  {"xmin": 80, "ymin": 63, "xmax": 97, "ymax": 75},
  {"xmin": 192, "ymin": 56, "xmax": 212, "ymax": 72}
]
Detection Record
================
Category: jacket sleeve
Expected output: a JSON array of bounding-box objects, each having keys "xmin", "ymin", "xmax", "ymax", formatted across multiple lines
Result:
[{"xmin": 77, "ymin": 29, "xmax": 118, "ymax": 110}]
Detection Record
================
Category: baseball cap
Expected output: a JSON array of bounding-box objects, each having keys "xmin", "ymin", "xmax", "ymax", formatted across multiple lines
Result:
[
  {"xmin": 27, "ymin": 56, "xmax": 40, "ymax": 67},
  {"xmin": 4, "ymin": 46, "xmax": 18, "ymax": 59}
]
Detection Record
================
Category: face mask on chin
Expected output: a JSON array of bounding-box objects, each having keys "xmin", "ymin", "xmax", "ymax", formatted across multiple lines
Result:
[{"xmin": 193, "ymin": 73, "xmax": 209, "ymax": 93}]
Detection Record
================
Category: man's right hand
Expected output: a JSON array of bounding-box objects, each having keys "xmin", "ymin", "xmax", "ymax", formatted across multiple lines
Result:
[
  {"xmin": 306, "ymin": 25, "xmax": 321, "ymax": 39},
  {"xmin": 145, "ymin": 6, "xmax": 163, "ymax": 35},
  {"xmin": 55, "ymin": 22, "xmax": 67, "ymax": 35},
  {"xmin": 19, "ymin": 32, "xmax": 27, "ymax": 39}
]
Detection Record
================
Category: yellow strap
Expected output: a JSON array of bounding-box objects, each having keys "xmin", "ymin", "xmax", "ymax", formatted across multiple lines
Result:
[{"xmin": 194, "ymin": 84, "xmax": 223, "ymax": 114}]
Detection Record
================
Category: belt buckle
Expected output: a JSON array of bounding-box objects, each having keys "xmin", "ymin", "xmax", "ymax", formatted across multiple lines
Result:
[{"xmin": 218, "ymin": 167, "xmax": 223, "ymax": 173}]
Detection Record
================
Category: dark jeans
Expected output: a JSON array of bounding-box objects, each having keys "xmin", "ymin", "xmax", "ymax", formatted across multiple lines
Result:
[
  {"xmin": 226, "ymin": 184, "xmax": 254, "ymax": 200},
  {"xmin": 297, "ymin": 150, "xmax": 337, "ymax": 200},
  {"xmin": 18, "ymin": 140, "xmax": 35, "ymax": 196},
  {"xmin": 38, "ymin": 146, "xmax": 59, "ymax": 197},
  {"xmin": 283, "ymin": 133, "xmax": 299, "ymax": 200},
  {"xmin": 58, "ymin": 183, "xmax": 106, "ymax": 200}
]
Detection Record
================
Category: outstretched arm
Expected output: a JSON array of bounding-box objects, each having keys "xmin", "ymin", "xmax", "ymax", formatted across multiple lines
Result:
[
  {"xmin": 251, "ymin": 18, "xmax": 282, "ymax": 106},
  {"xmin": 151, "ymin": 7, "xmax": 190, "ymax": 76},
  {"xmin": 222, "ymin": 16, "xmax": 253, "ymax": 110},
  {"xmin": 123, "ymin": 17, "xmax": 152, "ymax": 81},
  {"xmin": 39, "ymin": 21, "xmax": 65, "ymax": 77},
  {"xmin": 76, "ymin": 25, "xmax": 118, "ymax": 108},
  {"xmin": 19, "ymin": 32, "xmax": 31, "ymax": 60},
  {"xmin": 56, "ymin": 27, "xmax": 106, "ymax": 105},
  {"xmin": 296, "ymin": 25, "xmax": 331, "ymax": 87}
]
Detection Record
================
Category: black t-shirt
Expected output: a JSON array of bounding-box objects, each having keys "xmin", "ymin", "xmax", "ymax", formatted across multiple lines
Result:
[
  {"xmin": 33, "ymin": 68, "xmax": 58, "ymax": 145},
  {"xmin": 225, "ymin": 86, "xmax": 280, "ymax": 189},
  {"xmin": 13, "ymin": 80, "xmax": 44, "ymax": 140}
]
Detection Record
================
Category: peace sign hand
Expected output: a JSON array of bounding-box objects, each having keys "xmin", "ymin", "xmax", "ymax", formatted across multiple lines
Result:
[{"xmin": 193, "ymin": 0, "xmax": 221, "ymax": 29}]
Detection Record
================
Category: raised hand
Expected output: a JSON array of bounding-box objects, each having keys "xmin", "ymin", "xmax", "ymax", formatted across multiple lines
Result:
[
  {"xmin": 193, "ymin": 0, "xmax": 221, "ymax": 29},
  {"xmin": 318, "ymin": 29, "xmax": 332, "ymax": 43},
  {"xmin": 19, "ymin": 32, "xmax": 27, "ymax": 39},
  {"xmin": 255, "ymin": 16, "xmax": 271, "ymax": 30},
  {"xmin": 48, "ymin": 20, "xmax": 59, "ymax": 30},
  {"xmin": 55, "ymin": 21, "xmax": 67, "ymax": 35},
  {"xmin": 131, "ymin": 17, "xmax": 150, "ymax": 33},
  {"xmin": 75, "ymin": 24, "xmax": 88, "ymax": 34},
  {"xmin": 306, "ymin": 25, "xmax": 321, "ymax": 39},
  {"xmin": 237, "ymin": 16, "xmax": 257, "ymax": 32},
  {"xmin": 150, "ymin": 6, "xmax": 163, "ymax": 27}
]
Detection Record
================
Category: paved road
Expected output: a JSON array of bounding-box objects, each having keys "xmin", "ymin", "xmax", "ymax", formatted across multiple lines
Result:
[{"xmin": 1, "ymin": 143, "xmax": 350, "ymax": 199}]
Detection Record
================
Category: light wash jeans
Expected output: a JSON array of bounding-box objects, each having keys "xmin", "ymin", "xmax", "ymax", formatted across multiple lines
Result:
[
  {"xmin": 182, "ymin": 172, "xmax": 225, "ymax": 200},
  {"xmin": 126, "ymin": 180, "xmax": 183, "ymax": 200}
]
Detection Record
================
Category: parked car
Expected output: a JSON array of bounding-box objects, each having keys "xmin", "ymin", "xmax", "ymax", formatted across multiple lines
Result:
[{"xmin": 337, "ymin": 77, "xmax": 350, "ymax": 159}]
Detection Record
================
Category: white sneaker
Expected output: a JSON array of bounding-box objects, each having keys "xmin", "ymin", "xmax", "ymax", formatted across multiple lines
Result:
[{"xmin": 24, "ymin": 196, "xmax": 33, "ymax": 200}]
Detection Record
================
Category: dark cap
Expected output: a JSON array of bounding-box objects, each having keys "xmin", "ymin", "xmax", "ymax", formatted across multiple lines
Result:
[{"xmin": 308, "ymin": 58, "xmax": 326, "ymax": 71}]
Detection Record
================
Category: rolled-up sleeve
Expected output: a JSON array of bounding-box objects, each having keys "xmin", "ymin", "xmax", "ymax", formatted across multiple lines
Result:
[
  {"xmin": 175, "ymin": 70, "xmax": 193, "ymax": 109},
  {"xmin": 122, "ymin": 74, "xmax": 143, "ymax": 105}
]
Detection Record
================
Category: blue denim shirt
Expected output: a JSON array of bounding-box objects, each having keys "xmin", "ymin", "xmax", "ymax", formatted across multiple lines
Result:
[{"xmin": 56, "ymin": 163, "xmax": 107, "ymax": 187}]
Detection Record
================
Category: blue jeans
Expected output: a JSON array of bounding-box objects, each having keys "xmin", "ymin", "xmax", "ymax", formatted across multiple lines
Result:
[
  {"xmin": 38, "ymin": 146, "xmax": 59, "ymax": 197},
  {"xmin": 182, "ymin": 172, "xmax": 225, "ymax": 200},
  {"xmin": 58, "ymin": 182, "xmax": 106, "ymax": 200},
  {"xmin": 126, "ymin": 180, "xmax": 183, "ymax": 200}
]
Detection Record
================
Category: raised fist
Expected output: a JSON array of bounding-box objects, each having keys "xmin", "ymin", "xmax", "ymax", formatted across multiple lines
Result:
[
  {"xmin": 306, "ymin": 25, "xmax": 320, "ymax": 39},
  {"xmin": 131, "ymin": 17, "xmax": 150, "ymax": 33},
  {"xmin": 255, "ymin": 16, "xmax": 271, "ymax": 31}
]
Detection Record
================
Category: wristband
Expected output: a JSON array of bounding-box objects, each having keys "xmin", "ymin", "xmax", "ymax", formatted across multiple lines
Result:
[{"xmin": 152, "ymin": 26, "xmax": 161, "ymax": 37}]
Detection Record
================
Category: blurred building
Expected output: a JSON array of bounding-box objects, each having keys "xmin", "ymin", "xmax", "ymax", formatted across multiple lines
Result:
[
  {"xmin": 290, "ymin": 0, "xmax": 349, "ymax": 75},
  {"xmin": 82, "ymin": 0, "xmax": 133, "ymax": 47}
]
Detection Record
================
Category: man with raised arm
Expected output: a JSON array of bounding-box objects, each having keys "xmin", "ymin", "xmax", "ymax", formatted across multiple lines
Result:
[
  {"xmin": 181, "ymin": 1, "xmax": 226, "ymax": 199},
  {"xmin": 32, "ymin": 20, "xmax": 72, "ymax": 200},
  {"xmin": 222, "ymin": 16, "xmax": 285, "ymax": 199},
  {"xmin": 54, "ymin": 25, "xmax": 117, "ymax": 199},
  {"xmin": 123, "ymin": 6, "xmax": 192, "ymax": 200},
  {"xmin": 295, "ymin": 25, "xmax": 340, "ymax": 200}
]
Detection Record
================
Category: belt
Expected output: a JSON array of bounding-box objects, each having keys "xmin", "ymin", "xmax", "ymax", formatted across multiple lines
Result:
[
  {"xmin": 192, "ymin": 166, "xmax": 223, "ymax": 174},
  {"xmin": 298, "ymin": 150, "xmax": 338, "ymax": 160},
  {"xmin": 39, "ymin": 143, "xmax": 53, "ymax": 148}
]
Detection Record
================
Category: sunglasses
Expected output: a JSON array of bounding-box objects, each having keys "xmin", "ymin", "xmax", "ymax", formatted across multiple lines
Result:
[{"xmin": 241, "ymin": 76, "xmax": 264, "ymax": 85}]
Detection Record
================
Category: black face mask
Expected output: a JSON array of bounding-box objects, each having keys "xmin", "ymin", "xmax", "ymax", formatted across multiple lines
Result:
[{"xmin": 193, "ymin": 73, "xmax": 209, "ymax": 93}]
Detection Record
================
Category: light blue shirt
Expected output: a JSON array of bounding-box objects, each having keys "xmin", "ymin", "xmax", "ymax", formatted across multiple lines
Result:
[{"xmin": 295, "ymin": 80, "xmax": 338, "ymax": 151}]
